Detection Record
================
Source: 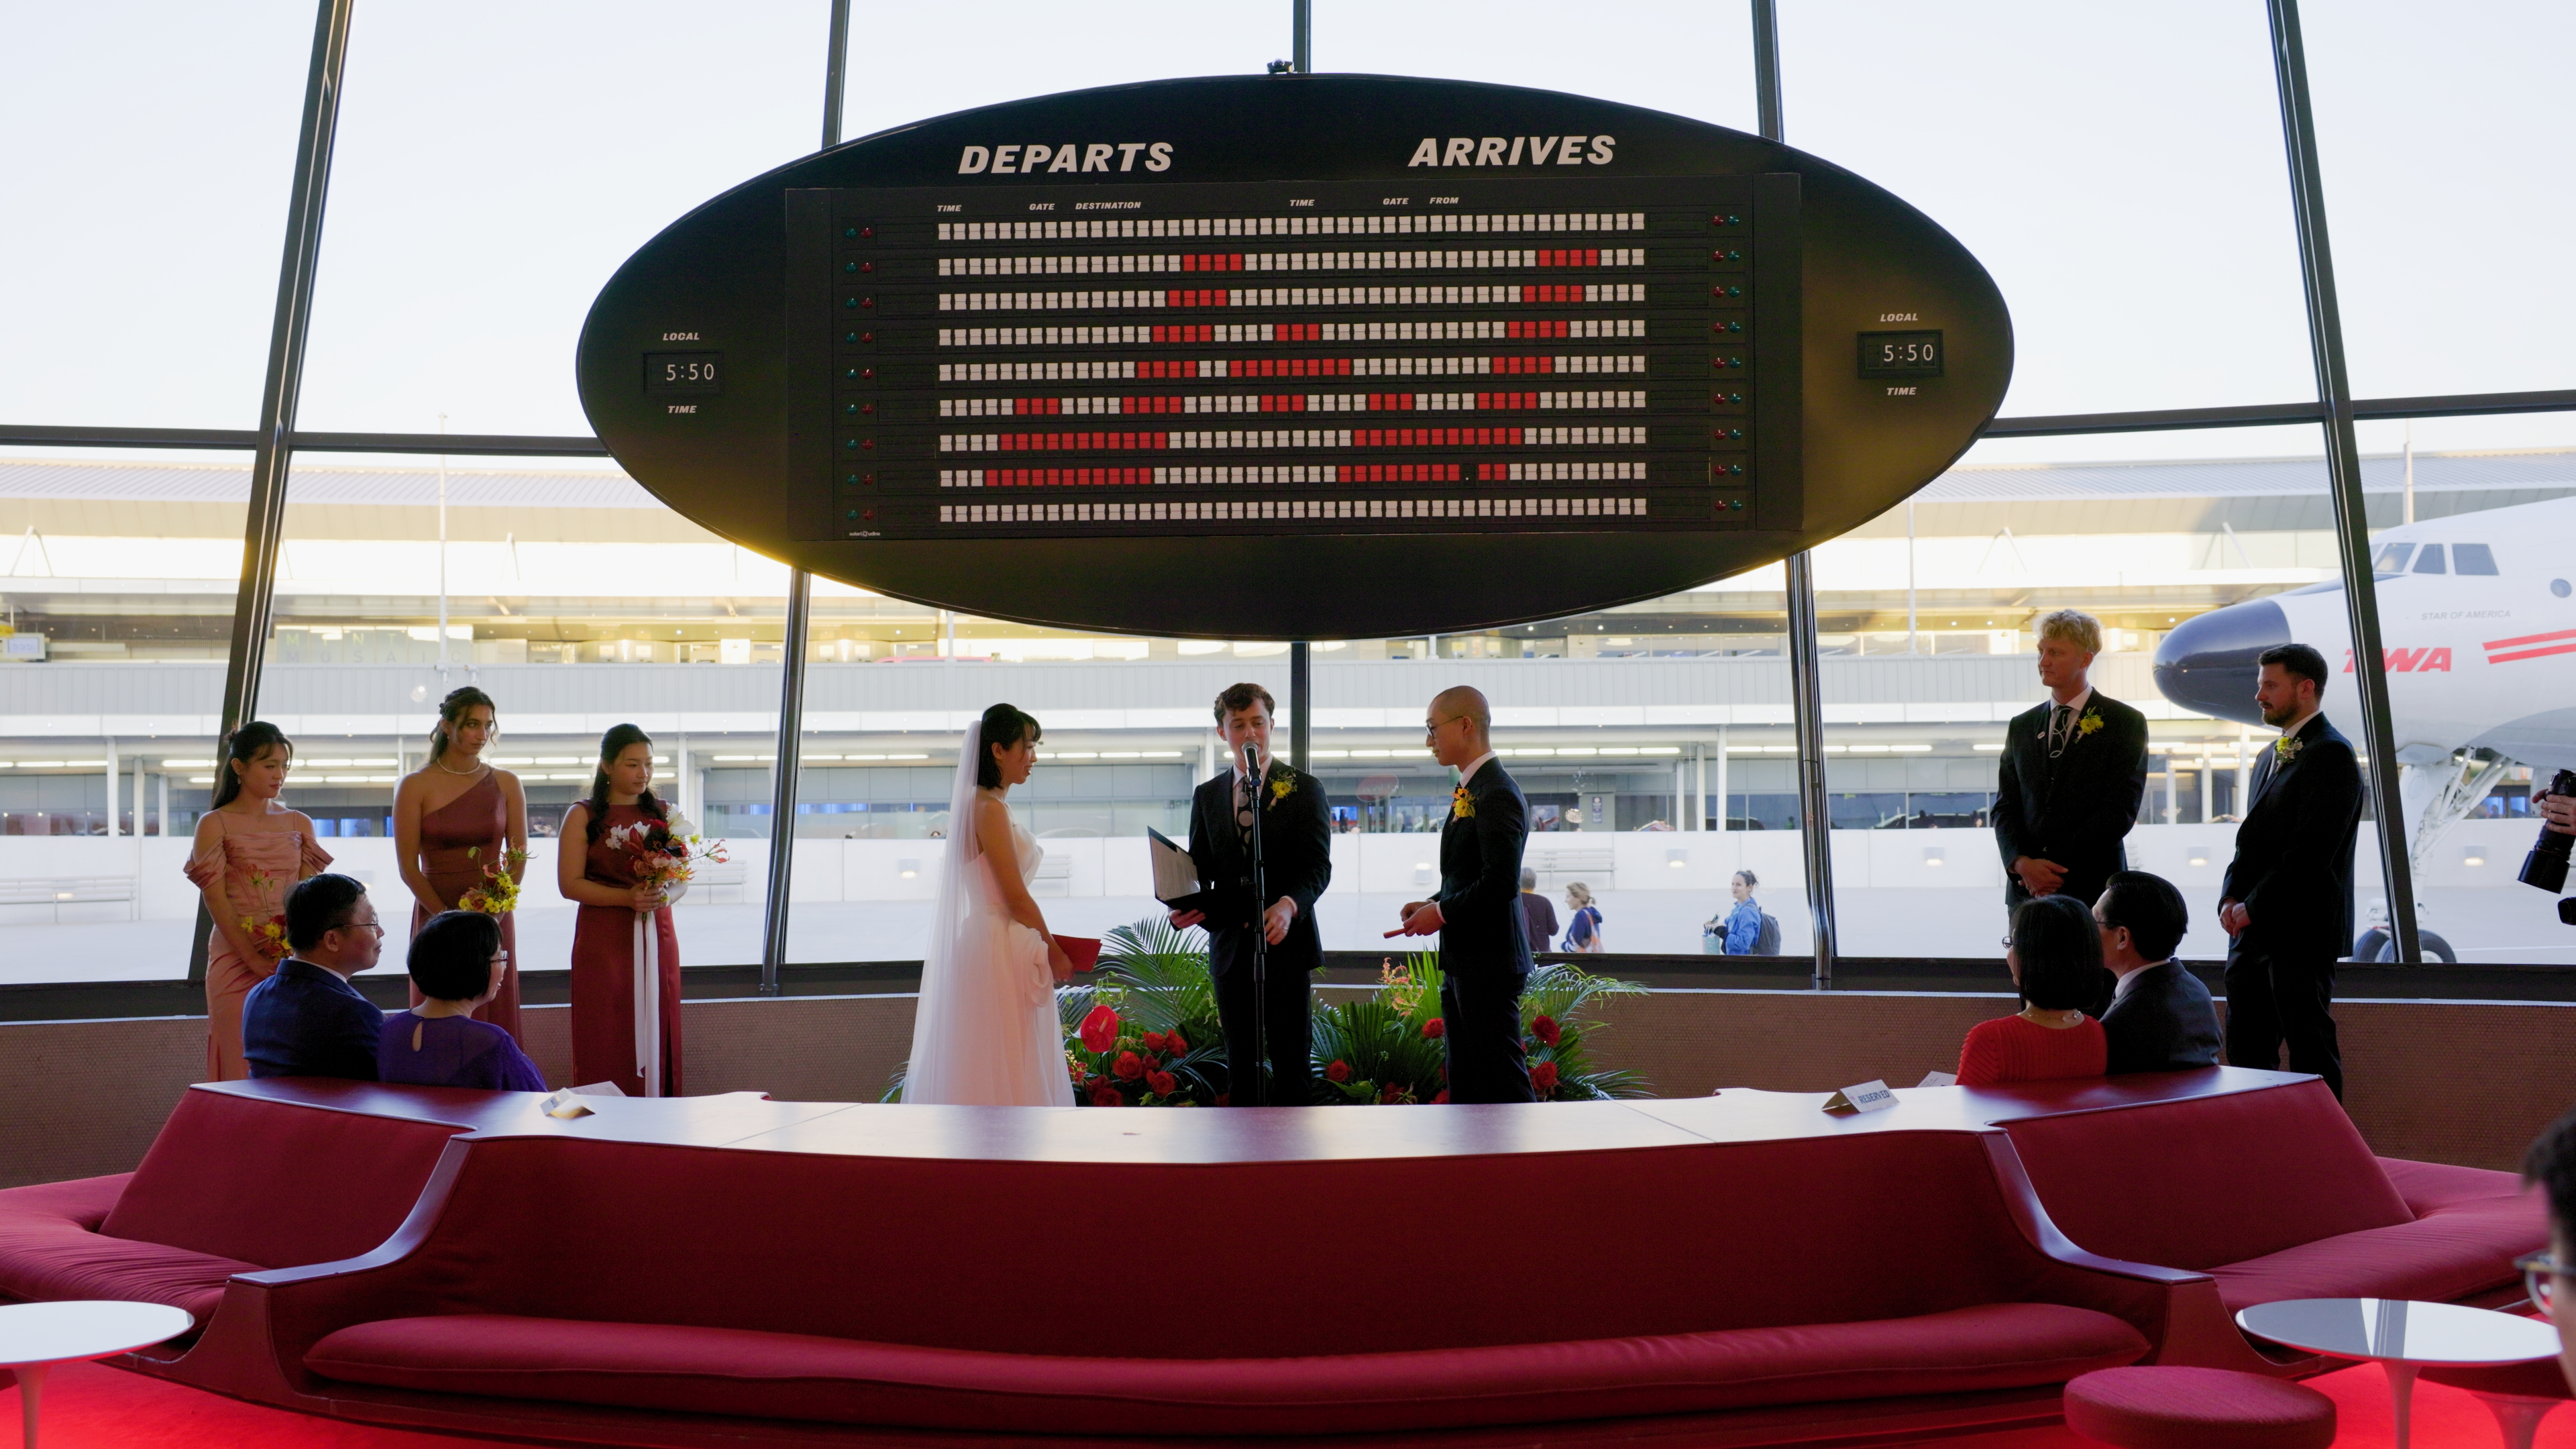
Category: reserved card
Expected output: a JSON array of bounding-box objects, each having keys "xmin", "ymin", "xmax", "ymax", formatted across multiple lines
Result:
[
  {"xmin": 1917, "ymin": 1071, "xmax": 1959, "ymax": 1088},
  {"xmin": 1822, "ymin": 1079, "xmax": 1898, "ymax": 1114},
  {"xmin": 539, "ymin": 1081, "xmax": 629, "ymax": 1119}
]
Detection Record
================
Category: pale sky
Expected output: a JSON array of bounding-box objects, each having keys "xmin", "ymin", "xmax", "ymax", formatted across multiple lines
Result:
[{"xmin": 5, "ymin": 1, "xmax": 2570, "ymax": 468}]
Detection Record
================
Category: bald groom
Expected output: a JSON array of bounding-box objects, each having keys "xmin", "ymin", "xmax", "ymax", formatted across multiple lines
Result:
[{"xmin": 1389, "ymin": 686, "xmax": 1537, "ymax": 1103}]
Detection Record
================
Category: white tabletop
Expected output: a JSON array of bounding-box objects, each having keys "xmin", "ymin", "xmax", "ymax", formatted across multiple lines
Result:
[
  {"xmin": 2237, "ymin": 1298, "xmax": 2562, "ymax": 1366},
  {"xmin": 0, "ymin": 1301, "xmax": 195, "ymax": 1368}
]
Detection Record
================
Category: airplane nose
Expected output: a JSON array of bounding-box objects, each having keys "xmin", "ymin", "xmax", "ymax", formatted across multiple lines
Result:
[{"xmin": 2153, "ymin": 600, "xmax": 2287, "ymax": 727}]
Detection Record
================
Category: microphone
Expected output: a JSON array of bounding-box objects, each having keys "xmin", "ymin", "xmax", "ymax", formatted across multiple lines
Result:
[{"xmin": 1240, "ymin": 739, "xmax": 1262, "ymax": 777}]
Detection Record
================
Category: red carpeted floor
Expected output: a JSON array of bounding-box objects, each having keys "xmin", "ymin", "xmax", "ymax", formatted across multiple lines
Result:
[{"xmin": 2, "ymin": 1358, "xmax": 2570, "ymax": 1448}]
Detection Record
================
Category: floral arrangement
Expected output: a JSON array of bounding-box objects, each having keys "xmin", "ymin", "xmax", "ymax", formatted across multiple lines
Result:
[
  {"xmin": 1313, "ymin": 953, "xmax": 1650, "ymax": 1104},
  {"xmin": 239, "ymin": 913, "xmax": 291, "ymax": 963},
  {"xmin": 1060, "ymin": 916, "xmax": 1231, "ymax": 1106},
  {"xmin": 607, "ymin": 810, "xmax": 729, "ymax": 892},
  {"xmin": 457, "ymin": 845, "xmax": 529, "ymax": 915}
]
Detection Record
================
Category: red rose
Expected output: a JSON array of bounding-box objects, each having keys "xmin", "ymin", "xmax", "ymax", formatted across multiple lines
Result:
[
  {"xmin": 1090, "ymin": 1085, "xmax": 1124, "ymax": 1106},
  {"xmin": 1147, "ymin": 1071, "xmax": 1178, "ymax": 1097},
  {"xmin": 1079, "ymin": 1004, "xmax": 1120, "ymax": 1055},
  {"xmin": 1531, "ymin": 1015, "xmax": 1562, "ymax": 1046},
  {"xmin": 1531, "ymin": 1061, "xmax": 1560, "ymax": 1093},
  {"xmin": 1142, "ymin": 1030, "xmax": 1168, "ymax": 1053},
  {"xmin": 1214, "ymin": 1092, "xmax": 1230, "ymax": 1107},
  {"xmin": 1166, "ymin": 1030, "xmax": 1188, "ymax": 1054},
  {"xmin": 1326, "ymin": 1059, "xmax": 1352, "ymax": 1083},
  {"xmin": 1432, "ymin": 1089, "xmax": 1450, "ymax": 1104},
  {"xmin": 1421, "ymin": 1017, "xmax": 1445, "ymax": 1039},
  {"xmin": 1113, "ymin": 1051, "xmax": 1146, "ymax": 1081},
  {"xmin": 1380, "ymin": 1083, "xmax": 1407, "ymax": 1104}
]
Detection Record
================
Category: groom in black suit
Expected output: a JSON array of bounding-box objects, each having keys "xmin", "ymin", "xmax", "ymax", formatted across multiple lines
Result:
[
  {"xmin": 1995, "ymin": 608, "xmax": 2149, "ymax": 910},
  {"xmin": 2220, "ymin": 643, "xmax": 2364, "ymax": 1097},
  {"xmin": 1172, "ymin": 682, "xmax": 1331, "ymax": 1106},
  {"xmin": 1389, "ymin": 686, "xmax": 1535, "ymax": 1104}
]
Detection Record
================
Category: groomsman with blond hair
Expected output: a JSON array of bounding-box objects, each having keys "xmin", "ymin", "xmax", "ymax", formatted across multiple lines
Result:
[{"xmin": 1994, "ymin": 608, "xmax": 2150, "ymax": 910}]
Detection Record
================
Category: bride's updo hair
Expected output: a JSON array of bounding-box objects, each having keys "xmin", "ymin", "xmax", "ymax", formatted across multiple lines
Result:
[{"xmin": 975, "ymin": 704, "xmax": 1042, "ymax": 788}]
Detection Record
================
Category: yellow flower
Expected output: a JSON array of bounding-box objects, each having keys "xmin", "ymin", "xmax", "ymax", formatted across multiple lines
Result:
[
  {"xmin": 1267, "ymin": 775, "xmax": 1293, "ymax": 808},
  {"xmin": 2276, "ymin": 735, "xmax": 2303, "ymax": 761},
  {"xmin": 1451, "ymin": 785, "xmax": 1474, "ymax": 820},
  {"xmin": 2076, "ymin": 708, "xmax": 2104, "ymax": 737}
]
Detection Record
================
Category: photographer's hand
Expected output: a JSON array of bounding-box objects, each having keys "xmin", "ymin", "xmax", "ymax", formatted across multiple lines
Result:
[{"xmin": 2541, "ymin": 791, "xmax": 2576, "ymax": 838}]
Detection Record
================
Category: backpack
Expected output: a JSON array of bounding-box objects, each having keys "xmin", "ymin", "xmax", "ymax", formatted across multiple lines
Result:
[{"xmin": 1753, "ymin": 912, "xmax": 1782, "ymax": 957}]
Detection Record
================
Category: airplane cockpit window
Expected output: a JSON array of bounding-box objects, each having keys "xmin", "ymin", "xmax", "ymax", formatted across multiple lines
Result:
[
  {"xmin": 2453, "ymin": 543, "xmax": 2499, "ymax": 575},
  {"xmin": 2373, "ymin": 541, "xmax": 2416, "ymax": 576},
  {"xmin": 2413, "ymin": 543, "xmax": 2447, "ymax": 574}
]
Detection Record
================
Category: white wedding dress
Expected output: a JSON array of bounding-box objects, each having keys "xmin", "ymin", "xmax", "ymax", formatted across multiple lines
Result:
[{"xmin": 902, "ymin": 761, "xmax": 1067, "ymax": 1105}]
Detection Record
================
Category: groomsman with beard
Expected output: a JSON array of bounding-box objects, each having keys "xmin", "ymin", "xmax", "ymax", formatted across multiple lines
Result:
[
  {"xmin": 1389, "ymin": 686, "xmax": 1536, "ymax": 1104},
  {"xmin": 2219, "ymin": 643, "xmax": 2364, "ymax": 1098},
  {"xmin": 1171, "ymin": 683, "xmax": 1332, "ymax": 1106},
  {"xmin": 1994, "ymin": 608, "xmax": 2150, "ymax": 911}
]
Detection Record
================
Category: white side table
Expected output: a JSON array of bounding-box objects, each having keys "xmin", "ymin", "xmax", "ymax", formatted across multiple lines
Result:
[
  {"xmin": 2237, "ymin": 1297, "xmax": 2563, "ymax": 1449},
  {"xmin": 0, "ymin": 1301, "xmax": 194, "ymax": 1448}
]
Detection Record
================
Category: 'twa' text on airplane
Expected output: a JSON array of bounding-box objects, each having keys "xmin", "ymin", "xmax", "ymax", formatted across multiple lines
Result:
[{"xmin": 2153, "ymin": 494, "xmax": 2576, "ymax": 871}]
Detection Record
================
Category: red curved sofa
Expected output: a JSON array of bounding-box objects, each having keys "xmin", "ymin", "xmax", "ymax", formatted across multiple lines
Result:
[{"xmin": 0, "ymin": 1067, "xmax": 2541, "ymax": 1448}]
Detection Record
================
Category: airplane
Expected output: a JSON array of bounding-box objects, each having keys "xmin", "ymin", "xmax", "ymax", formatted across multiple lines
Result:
[{"xmin": 2153, "ymin": 494, "xmax": 2576, "ymax": 951}]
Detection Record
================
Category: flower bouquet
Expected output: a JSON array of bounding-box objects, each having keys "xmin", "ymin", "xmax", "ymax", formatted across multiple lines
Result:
[
  {"xmin": 239, "ymin": 913, "xmax": 291, "ymax": 963},
  {"xmin": 606, "ymin": 811, "xmax": 728, "ymax": 904},
  {"xmin": 457, "ymin": 845, "xmax": 529, "ymax": 915}
]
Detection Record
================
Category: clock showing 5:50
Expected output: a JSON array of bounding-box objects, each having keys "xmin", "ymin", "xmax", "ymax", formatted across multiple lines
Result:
[{"xmin": 644, "ymin": 352, "xmax": 722, "ymax": 394}]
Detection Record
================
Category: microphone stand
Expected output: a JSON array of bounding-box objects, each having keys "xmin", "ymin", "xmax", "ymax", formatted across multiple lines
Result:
[{"xmin": 1242, "ymin": 740, "xmax": 1269, "ymax": 1107}]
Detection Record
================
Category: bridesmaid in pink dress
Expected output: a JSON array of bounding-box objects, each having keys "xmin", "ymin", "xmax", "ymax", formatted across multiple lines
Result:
[
  {"xmin": 394, "ymin": 687, "xmax": 529, "ymax": 1042},
  {"xmin": 185, "ymin": 722, "xmax": 333, "ymax": 1081},
  {"xmin": 557, "ymin": 724, "xmax": 682, "ymax": 1095}
]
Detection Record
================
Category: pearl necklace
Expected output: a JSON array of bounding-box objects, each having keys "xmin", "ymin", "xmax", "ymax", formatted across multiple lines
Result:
[{"xmin": 431, "ymin": 756, "xmax": 488, "ymax": 777}]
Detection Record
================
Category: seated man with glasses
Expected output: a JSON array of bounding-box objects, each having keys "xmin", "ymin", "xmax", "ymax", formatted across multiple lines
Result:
[
  {"xmin": 2521, "ymin": 1107, "xmax": 2576, "ymax": 1393},
  {"xmin": 242, "ymin": 873, "xmax": 388, "ymax": 1081}
]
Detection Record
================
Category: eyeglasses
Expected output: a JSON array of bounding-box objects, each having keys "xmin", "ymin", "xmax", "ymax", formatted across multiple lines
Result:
[
  {"xmin": 1423, "ymin": 715, "xmax": 1463, "ymax": 737},
  {"xmin": 337, "ymin": 920, "xmax": 386, "ymax": 938},
  {"xmin": 2516, "ymin": 1250, "xmax": 2563, "ymax": 1317}
]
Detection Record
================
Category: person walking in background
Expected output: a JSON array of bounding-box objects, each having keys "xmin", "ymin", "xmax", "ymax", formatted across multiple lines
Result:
[
  {"xmin": 559, "ymin": 724, "xmax": 684, "ymax": 1096},
  {"xmin": 241, "ymin": 874, "xmax": 384, "ymax": 1081},
  {"xmin": 2093, "ymin": 870, "xmax": 2222, "ymax": 1075},
  {"xmin": 184, "ymin": 722, "xmax": 334, "ymax": 1081},
  {"xmin": 1519, "ymin": 868, "xmax": 1559, "ymax": 953},
  {"xmin": 1705, "ymin": 870, "xmax": 1765, "ymax": 955},
  {"xmin": 2220, "ymin": 643, "xmax": 2364, "ymax": 1098},
  {"xmin": 1994, "ymin": 609, "xmax": 2149, "ymax": 910},
  {"xmin": 380, "ymin": 910, "xmax": 546, "ymax": 1091},
  {"xmin": 1954, "ymin": 894, "xmax": 2108, "ymax": 1087},
  {"xmin": 393, "ymin": 686, "xmax": 530, "ymax": 1043},
  {"xmin": 1389, "ymin": 686, "xmax": 1534, "ymax": 1104},
  {"xmin": 1561, "ymin": 881, "xmax": 1605, "ymax": 953}
]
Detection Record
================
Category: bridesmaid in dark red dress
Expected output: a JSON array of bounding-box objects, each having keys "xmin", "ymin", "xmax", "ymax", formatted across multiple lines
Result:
[
  {"xmin": 559, "ymin": 723, "xmax": 682, "ymax": 1095},
  {"xmin": 394, "ymin": 687, "xmax": 529, "ymax": 1042}
]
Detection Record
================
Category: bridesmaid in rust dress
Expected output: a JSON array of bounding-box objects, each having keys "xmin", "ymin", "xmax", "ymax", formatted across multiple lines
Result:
[
  {"xmin": 394, "ymin": 687, "xmax": 529, "ymax": 1043},
  {"xmin": 184, "ymin": 722, "xmax": 333, "ymax": 1080},
  {"xmin": 559, "ymin": 723, "xmax": 682, "ymax": 1095}
]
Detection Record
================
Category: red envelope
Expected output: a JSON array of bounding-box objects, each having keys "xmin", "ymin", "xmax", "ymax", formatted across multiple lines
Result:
[{"xmin": 1055, "ymin": 935, "xmax": 1103, "ymax": 973}]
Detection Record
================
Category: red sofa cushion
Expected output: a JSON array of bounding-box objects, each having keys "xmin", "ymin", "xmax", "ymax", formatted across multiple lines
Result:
[
  {"xmin": 2063, "ymin": 1366, "xmax": 2336, "ymax": 1449},
  {"xmin": 2000, "ymin": 1081, "xmax": 2411, "ymax": 1271},
  {"xmin": 101, "ymin": 1088, "xmax": 462, "ymax": 1271},
  {"xmin": 0, "ymin": 1175, "xmax": 246, "ymax": 1325},
  {"xmin": 2377, "ymin": 1157, "xmax": 2530, "ymax": 1217},
  {"xmin": 2208, "ymin": 1207, "xmax": 2546, "ymax": 1313},
  {"xmin": 306, "ymin": 1303, "xmax": 2148, "ymax": 1435}
]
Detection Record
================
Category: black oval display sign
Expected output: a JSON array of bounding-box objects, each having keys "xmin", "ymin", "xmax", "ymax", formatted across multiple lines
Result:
[{"xmin": 578, "ymin": 74, "xmax": 2009, "ymax": 639}]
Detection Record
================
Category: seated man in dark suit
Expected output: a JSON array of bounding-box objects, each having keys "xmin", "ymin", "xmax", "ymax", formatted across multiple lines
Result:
[
  {"xmin": 2092, "ymin": 869, "xmax": 2221, "ymax": 1075},
  {"xmin": 242, "ymin": 873, "xmax": 386, "ymax": 1081}
]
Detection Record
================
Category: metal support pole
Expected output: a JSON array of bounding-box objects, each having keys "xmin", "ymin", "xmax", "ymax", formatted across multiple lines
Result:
[
  {"xmin": 196, "ymin": 0, "xmax": 354, "ymax": 987},
  {"xmin": 2266, "ymin": 0, "xmax": 2418, "ymax": 963},
  {"xmin": 1289, "ymin": 640, "xmax": 1311, "ymax": 772},
  {"xmin": 1751, "ymin": 0, "xmax": 1835, "ymax": 989},
  {"xmin": 1291, "ymin": 0, "xmax": 1311, "ymax": 72},
  {"xmin": 757, "ymin": 0, "xmax": 852, "ymax": 998}
]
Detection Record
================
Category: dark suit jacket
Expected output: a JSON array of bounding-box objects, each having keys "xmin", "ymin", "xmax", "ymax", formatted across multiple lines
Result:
[
  {"xmin": 1433, "ymin": 760, "xmax": 1534, "ymax": 983},
  {"xmin": 1994, "ymin": 690, "xmax": 2149, "ymax": 904},
  {"xmin": 1185, "ymin": 760, "xmax": 1331, "ymax": 979},
  {"xmin": 2222, "ymin": 713, "xmax": 2364, "ymax": 959},
  {"xmin": 244, "ymin": 959, "xmax": 384, "ymax": 1081},
  {"xmin": 2100, "ymin": 961, "xmax": 2223, "ymax": 1074}
]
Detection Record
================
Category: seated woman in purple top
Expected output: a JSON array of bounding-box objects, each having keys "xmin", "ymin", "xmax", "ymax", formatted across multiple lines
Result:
[{"xmin": 378, "ymin": 910, "xmax": 547, "ymax": 1091}]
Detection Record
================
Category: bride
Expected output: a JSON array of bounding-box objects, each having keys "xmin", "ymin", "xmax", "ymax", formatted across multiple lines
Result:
[{"xmin": 902, "ymin": 702, "xmax": 1077, "ymax": 1105}]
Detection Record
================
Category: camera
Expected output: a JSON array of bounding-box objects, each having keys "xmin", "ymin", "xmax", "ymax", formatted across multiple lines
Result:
[{"xmin": 2516, "ymin": 767, "xmax": 2576, "ymax": 922}]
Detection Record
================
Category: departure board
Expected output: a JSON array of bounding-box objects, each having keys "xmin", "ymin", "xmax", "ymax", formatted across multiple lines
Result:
[
  {"xmin": 787, "ymin": 177, "xmax": 1791, "ymax": 543},
  {"xmin": 576, "ymin": 72, "xmax": 2010, "ymax": 639}
]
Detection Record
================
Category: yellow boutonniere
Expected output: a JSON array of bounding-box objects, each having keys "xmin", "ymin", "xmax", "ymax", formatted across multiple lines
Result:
[
  {"xmin": 2275, "ymin": 735, "xmax": 2303, "ymax": 761},
  {"xmin": 1451, "ymin": 785, "xmax": 1475, "ymax": 820},
  {"xmin": 1266, "ymin": 774, "xmax": 1293, "ymax": 808},
  {"xmin": 2076, "ymin": 708, "xmax": 2103, "ymax": 737}
]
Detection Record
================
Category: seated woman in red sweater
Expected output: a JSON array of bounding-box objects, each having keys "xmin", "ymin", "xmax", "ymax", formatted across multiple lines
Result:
[{"xmin": 1956, "ymin": 894, "xmax": 2108, "ymax": 1086}]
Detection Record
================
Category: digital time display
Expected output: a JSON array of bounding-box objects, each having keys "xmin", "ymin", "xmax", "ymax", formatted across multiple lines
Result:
[
  {"xmin": 645, "ymin": 352, "xmax": 722, "ymax": 394},
  {"xmin": 1858, "ymin": 330, "xmax": 1941, "ymax": 378}
]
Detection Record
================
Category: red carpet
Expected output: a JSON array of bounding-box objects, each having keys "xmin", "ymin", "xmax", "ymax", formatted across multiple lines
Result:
[{"xmin": 2, "ymin": 1358, "xmax": 2569, "ymax": 1448}]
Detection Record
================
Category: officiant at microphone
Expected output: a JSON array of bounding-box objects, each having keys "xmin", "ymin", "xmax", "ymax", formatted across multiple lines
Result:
[{"xmin": 1171, "ymin": 683, "xmax": 1332, "ymax": 1106}]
